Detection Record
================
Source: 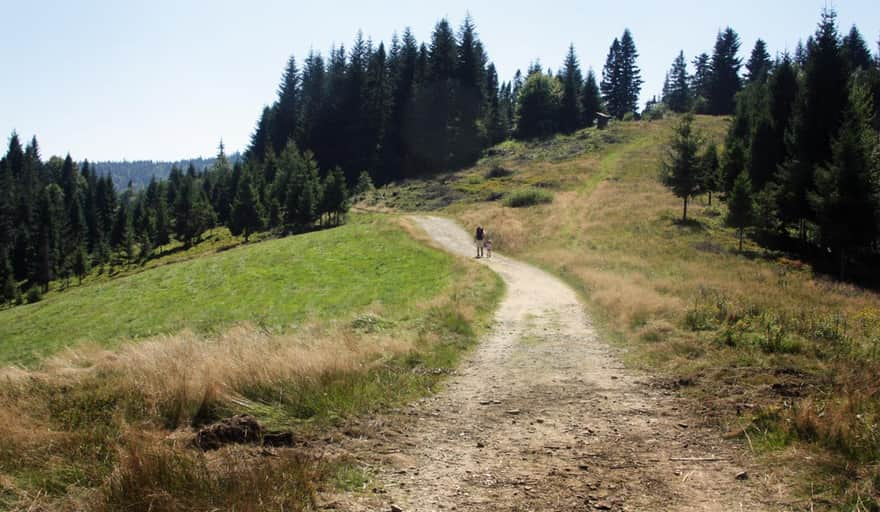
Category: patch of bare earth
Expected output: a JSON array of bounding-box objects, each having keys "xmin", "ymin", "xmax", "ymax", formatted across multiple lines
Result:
[{"xmin": 325, "ymin": 216, "xmax": 791, "ymax": 511}]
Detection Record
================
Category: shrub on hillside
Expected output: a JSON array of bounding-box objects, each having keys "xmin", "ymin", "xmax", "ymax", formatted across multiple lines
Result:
[
  {"xmin": 26, "ymin": 286, "xmax": 42, "ymax": 304},
  {"xmin": 503, "ymin": 188, "xmax": 553, "ymax": 208},
  {"xmin": 484, "ymin": 165, "xmax": 513, "ymax": 179}
]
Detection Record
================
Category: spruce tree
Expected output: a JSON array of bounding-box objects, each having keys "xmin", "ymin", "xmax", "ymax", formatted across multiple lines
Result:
[
  {"xmin": 321, "ymin": 167, "xmax": 349, "ymax": 225},
  {"xmin": 618, "ymin": 29, "xmax": 643, "ymax": 117},
  {"xmin": 700, "ymin": 143, "xmax": 721, "ymax": 205},
  {"xmin": 601, "ymin": 39, "xmax": 622, "ymax": 118},
  {"xmin": 72, "ymin": 245, "xmax": 90, "ymax": 284},
  {"xmin": 726, "ymin": 172, "xmax": 755, "ymax": 252},
  {"xmin": 841, "ymin": 25, "xmax": 873, "ymax": 71},
  {"xmin": 420, "ymin": 19, "xmax": 457, "ymax": 172},
  {"xmin": 664, "ymin": 51, "xmax": 691, "ymax": 112},
  {"xmin": 690, "ymin": 53, "xmax": 712, "ymax": 113},
  {"xmin": 271, "ymin": 56, "xmax": 301, "ymax": 154},
  {"xmin": 601, "ymin": 30, "xmax": 643, "ymax": 119},
  {"xmin": 767, "ymin": 56, "xmax": 799, "ymax": 164},
  {"xmin": 364, "ymin": 42, "xmax": 392, "ymax": 180},
  {"xmin": 782, "ymin": 8, "xmax": 848, "ymax": 237},
  {"xmin": 559, "ymin": 44, "xmax": 584, "ymax": 133},
  {"xmin": 810, "ymin": 83, "xmax": 879, "ymax": 279},
  {"xmin": 581, "ymin": 69, "xmax": 602, "ymax": 127},
  {"xmin": 745, "ymin": 39, "xmax": 772, "ymax": 83},
  {"xmin": 708, "ymin": 27, "xmax": 743, "ymax": 115},
  {"xmin": 285, "ymin": 149, "xmax": 323, "ymax": 230},
  {"xmin": 452, "ymin": 15, "xmax": 485, "ymax": 167},
  {"xmin": 485, "ymin": 63, "xmax": 506, "ymax": 144},
  {"xmin": 660, "ymin": 114, "xmax": 702, "ymax": 221},
  {"xmin": 230, "ymin": 167, "xmax": 266, "ymax": 242}
]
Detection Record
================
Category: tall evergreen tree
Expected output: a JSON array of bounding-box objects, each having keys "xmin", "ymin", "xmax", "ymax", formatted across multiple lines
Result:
[
  {"xmin": 745, "ymin": 39, "xmax": 772, "ymax": 83},
  {"xmin": 413, "ymin": 19, "xmax": 457, "ymax": 172},
  {"xmin": 559, "ymin": 44, "xmax": 584, "ymax": 133},
  {"xmin": 660, "ymin": 114, "xmax": 703, "ymax": 220},
  {"xmin": 809, "ymin": 82, "xmax": 879, "ymax": 279},
  {"xmin": 690, "ymin": 53, "xmax": 712, "ymax": 113},
  {"xmin": 664, "ymin": 51, "xmax": 692, "ymax": 112},
  {"xmin": 841, "ymin": 25, "xmax": 873, "ymax": 71},
  {"xmin": 708, "ymin": 27, "xmax": 743, "ymax": 115},
  {"xmin": 601, "ymin": 30, "xmax": 643, "ymax": 119},
  {"xmin": 484, "ymin": 63, "xmax": 506, "ymax": 144},
  {"xmin": 271, "ymin": 56, "xmax": 301, "ymax": 154},
  {"xmin": 452, "ymin": 15, "xmax": 485, "ymax": 167},
  {"xmin": 581, "ymin": 69, "xmax": 602, "ymax": 127}
]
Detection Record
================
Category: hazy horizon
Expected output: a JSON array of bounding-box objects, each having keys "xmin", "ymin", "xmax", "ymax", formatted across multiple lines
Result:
[{"xmin": 2, "ymin": 0, "xmax": 878, "ymax": 162}]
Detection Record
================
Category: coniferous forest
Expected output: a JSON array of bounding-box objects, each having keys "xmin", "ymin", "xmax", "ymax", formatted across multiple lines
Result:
[
  {"xmin": 3, "ymin": 9, "xmax": 880, "ymax": 304},
  {"xmin": 657, "ymin": 9, "xmax": 880, "ymax": 280}
]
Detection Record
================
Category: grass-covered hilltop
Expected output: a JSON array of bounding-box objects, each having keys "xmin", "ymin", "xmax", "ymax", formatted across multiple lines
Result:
[{"xmin": 1, "ymin": 4, "xmax": 880, "ymax": 511}]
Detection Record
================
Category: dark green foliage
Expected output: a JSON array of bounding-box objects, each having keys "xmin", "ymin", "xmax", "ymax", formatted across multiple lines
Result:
[
  {"xmin": 272, "ymin": 56, "xmax": 302, "ymax": 155},
  {"xmin": 73, "ymin": 245, "xmax": 90, "ymax": 284},
  {"xmin": 601, "ymin": 30, "xmax": 643, "ymax": 119},
  {"xmin": 809, "ymin": 83, "xmax": 879, "ymax": 279},
  {"xmin": 354, "ymin": 170, "xmax": 374, "ymax": 197},
  {"xmin": 281, "ymin": 142, "xmax": 323, "ymax": 230},
  {"xmin": 663, "ymin": 51, "xmax": 691, "ymax": 113},
  {"xmin": 581, "ymin": 69, "xmax": 602, "ymax": 127},
  {"xmin": 174, "ymin": 174, "xmax": 216, "ymax": 247},
  {"xmin": 726, "ymin": 172, "xmax": 756, "ymax": 251},
  {"xmin": 230, "ymin": 167, "xmax": 266, "ymax": 242},
  {"xmin": 699, "ymin": 143, "xmax": 721, "ymax": 205},
  {"xmin": 708, "ymin": 27, "xmax": 742, "ymax": 115},
  {"xmin": 715, "ymin": 7, "xmax": 880, "ymax": 283},
  {"xmin": 451, "ymin": 16, "xmax": 485, "ymax": 167},
  {"xmin": 660, "ymin": 114, "xmax": 702, "ymax": 221},
  {"xmin": 515, "ymin": 71, "xmax": 562, "ymax": 138},
  {"xmin": 321, "ymin": 167, "xmax": 349, "ymax": 226},
  {"xmin": 690, "ymin": 52, "xmax": 711, "ymax": 113},
  {"xmin": 842, "ymin": 25, "xmax": 873, "ymax": 71},
  {"xmin": 745, "ymin": 39, "xmax": 772, "ymax": 83},
  {"xmin": 558, "ymin": 44, "xmax": 584, "ymax": 133}
]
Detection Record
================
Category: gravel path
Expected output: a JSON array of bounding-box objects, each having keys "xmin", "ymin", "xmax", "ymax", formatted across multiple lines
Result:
[{"xmin": 328, "ymin": 215, "xmax": 786, "ymax": 511}]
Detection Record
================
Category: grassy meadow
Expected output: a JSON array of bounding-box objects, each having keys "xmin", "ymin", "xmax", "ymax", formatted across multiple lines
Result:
[
  {"xmin": 372, "ymin": 116, "xmax": 880, "ymax": 509},
  {"xmin": 1, "ymin": 216, "xmax": 457, "ymax": 366},
  {"xmin": 0, "ymin": 215, "xmax": 503, "ymax": 510}
]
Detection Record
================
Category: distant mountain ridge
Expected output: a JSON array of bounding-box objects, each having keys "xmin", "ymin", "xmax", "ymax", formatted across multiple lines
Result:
[{"xmin": 94, "ymin": 152, "xmax": 242, "ymax": 190}]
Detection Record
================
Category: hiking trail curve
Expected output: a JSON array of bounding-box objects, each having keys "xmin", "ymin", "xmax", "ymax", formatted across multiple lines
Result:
[{"xmin": 326, "ymin": 215, "xmax": 788, "ymax": 511}]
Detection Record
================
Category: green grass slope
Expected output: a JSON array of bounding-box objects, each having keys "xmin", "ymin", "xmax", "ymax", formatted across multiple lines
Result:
[{"xmin": 0, "ymin": 216, "xmax": 456, "ymax": 366}]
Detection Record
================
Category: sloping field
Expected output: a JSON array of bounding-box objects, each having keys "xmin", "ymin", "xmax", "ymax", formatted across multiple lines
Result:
[{"xmin": 0, "ymin": 216, "xmax": 457, "ymax": 366}]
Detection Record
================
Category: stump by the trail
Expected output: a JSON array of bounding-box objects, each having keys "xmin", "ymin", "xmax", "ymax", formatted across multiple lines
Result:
[{"xmin": 194, "ymin": 414, "xmax": 294, "ymax": 450}]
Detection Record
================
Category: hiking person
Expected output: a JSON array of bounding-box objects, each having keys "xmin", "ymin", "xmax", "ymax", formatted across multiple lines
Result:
[
  {"xmin": 485, "ymin": 238, "xmax": 493, "ymax": 258},
  {"xmin": 475, "ymin": 225, "xmax": 485, "ymax": 258}
]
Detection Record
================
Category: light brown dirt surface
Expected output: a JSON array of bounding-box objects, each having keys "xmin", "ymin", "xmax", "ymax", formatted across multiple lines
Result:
[{"xmin": 324, "ymin": 215, "xmax": 791, "ymax": 511}]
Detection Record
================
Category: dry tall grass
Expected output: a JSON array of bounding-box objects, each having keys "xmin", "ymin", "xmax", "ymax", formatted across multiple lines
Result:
[{"xmin": 441, "ymin": 117, "xmax": 880, "ymax": 507}]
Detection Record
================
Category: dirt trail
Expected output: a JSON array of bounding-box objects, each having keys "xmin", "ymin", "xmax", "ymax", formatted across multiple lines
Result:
[{"xmin": 328, "ymin": 216, "xmax": 787, "ymax": 511}]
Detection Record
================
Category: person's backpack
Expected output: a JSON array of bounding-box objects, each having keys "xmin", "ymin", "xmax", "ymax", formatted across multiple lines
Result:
[{"xmin": 476, "ymin": 227, "xmax": 484, "ymax": 240}]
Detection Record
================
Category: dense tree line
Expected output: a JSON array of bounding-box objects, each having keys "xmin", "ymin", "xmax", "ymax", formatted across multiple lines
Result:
[
  {"xmin": 246, "ymin": 17, "xmax": 642, "ymax": 179},
  {"xmin": 93, "ymin": 154, "xmax": 241, "ymax": 191},
  {"xmin": 660, "ymin": 9, "xmax": 880, "ymax": 280},
  {"xmin": 0, "ymin": 137, "xmax": 352, "ymax": 304}
]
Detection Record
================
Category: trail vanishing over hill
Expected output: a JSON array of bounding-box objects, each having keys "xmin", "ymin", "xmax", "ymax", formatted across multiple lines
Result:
[{"xmin": 331, "ymin": 216, "xmax": 785, "ymax": 511}]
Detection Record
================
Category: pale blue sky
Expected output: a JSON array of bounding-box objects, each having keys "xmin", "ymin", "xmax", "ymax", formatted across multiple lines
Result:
[{"xmin": 1, "ymin": 0, "xmax": 878, "ymax": 161}]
